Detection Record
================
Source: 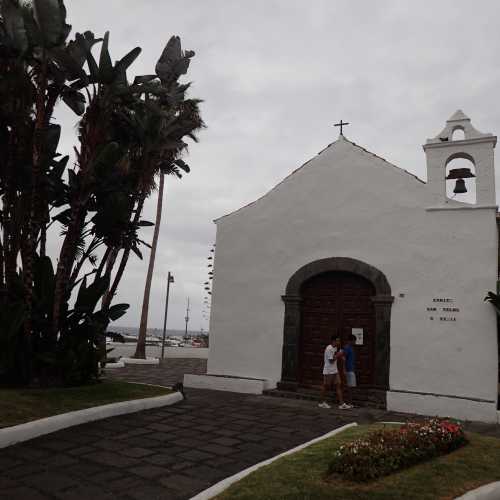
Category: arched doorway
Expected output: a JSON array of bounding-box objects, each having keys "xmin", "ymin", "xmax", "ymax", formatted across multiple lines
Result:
[
  {"xmin": 299, "ymin": 271, "xmax": 376, "ymax": 387},
  {"xmin": 280, "ymin": 257, "xmax": 393, "ymax": 392}
]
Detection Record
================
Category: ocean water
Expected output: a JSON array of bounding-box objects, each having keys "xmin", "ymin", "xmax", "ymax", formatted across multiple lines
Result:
[{"xmin": 108, "ymin": 326, "xmax": 208, "ymax": 338}]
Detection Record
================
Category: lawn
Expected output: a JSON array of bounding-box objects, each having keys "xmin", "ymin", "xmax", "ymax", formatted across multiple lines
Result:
[
  {"xmin": 0, "ymin": 380, "xmax": 171, "ymax": 428},
  {"xmin": 216, "ymin": 424, "xmax": 500, "ymax": 500}
]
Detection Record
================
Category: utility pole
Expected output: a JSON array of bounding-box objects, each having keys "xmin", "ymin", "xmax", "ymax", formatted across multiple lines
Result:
[
  {"xmin": 161, "ymin": 272, "xmax": 175, "ymax": 359},
  {"xmin": 184, "ymin": 297, "xmax": 190, "ymax": 339}
]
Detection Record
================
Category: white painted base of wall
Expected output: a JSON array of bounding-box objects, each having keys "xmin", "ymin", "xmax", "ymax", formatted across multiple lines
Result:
[
  {"xmin": 455, "ymin": 481, "xmax": 500, "ymax": 500},
  {"xmin": 0, "ymin": 391, "xmax": 183, "ymax": 449},
  {"xmin": 121, "ymin": 357, "xmax": 159, "ymax": 365},
  {"xmin": 387, "ymin": 391, "xmax": 498, "ymax": 423},
  {"xmin": 183, "ymin": 374, "xmax": 273, "ymax": 394},
  {"xmin": 105, "ymin": 361, "xmax": 125, "ymax": 368},
  {"xmin": 189, "ymin": 422, "xmax": 357, "ymax": 500}
]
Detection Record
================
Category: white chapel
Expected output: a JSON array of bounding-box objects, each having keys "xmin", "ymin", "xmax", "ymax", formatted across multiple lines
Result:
[{"xmin": 185, "ymin": 111, "xmax": 500, "ymax": 423}]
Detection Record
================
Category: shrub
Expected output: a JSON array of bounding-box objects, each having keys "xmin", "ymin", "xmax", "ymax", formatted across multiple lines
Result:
[{"xmin": 328, "ymin": 419, "xmax": 467, "ymax": 482}]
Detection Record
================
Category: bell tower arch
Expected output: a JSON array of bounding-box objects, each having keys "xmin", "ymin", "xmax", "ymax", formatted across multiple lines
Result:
[{"xmin": 424, "ymin": 110, "xmax": 497, "ymax": 207}]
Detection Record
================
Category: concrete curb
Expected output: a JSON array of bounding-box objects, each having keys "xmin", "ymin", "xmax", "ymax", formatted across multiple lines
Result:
[
  {"xmin": 104, "ymin": 361, "xmax": 125, "ymax": 368},
  {"xmin": 0, "ymin": 391, "xmax": 183, "ymax": 449},
  {"xmin": 121, "ymin": 357, "xmax": 159, "ymax": 365},
  {"xmin": 455, "ymin": 482, "xmax": 500, "ymax": 500},
  {"xmin": 189, "ymin": 422, "xmax": 358, "ymax": 500}
]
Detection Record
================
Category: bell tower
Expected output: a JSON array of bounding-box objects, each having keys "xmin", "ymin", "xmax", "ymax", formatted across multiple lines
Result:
[{"xmin": 423, "ymin": 110, "xmax": 497, "ymax": 207}]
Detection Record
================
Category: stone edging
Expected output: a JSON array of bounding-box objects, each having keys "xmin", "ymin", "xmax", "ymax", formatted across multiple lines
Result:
[
  {"xmin": 0, "ymin": 391, "xmax": 183, "ymax": 449},
  {"xmin": 105, "ymin": 361, "xmax": 125, "ymax": 368},
  {"xmin": 121, "ymin": 357, "xmax": 159, "ymax": 365},
  {"xmin": 189, "ymin": 422, "xmax": 358, "ymax": 500},
  {"xmin": 455, "ymin": 482, "xmax": 500, "ymax": 500}
]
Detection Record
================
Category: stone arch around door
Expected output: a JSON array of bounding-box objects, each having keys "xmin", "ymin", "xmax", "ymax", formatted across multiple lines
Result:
[{"xmin": 279, "ymin": 257, "xmax": 394, "ymax": 391}]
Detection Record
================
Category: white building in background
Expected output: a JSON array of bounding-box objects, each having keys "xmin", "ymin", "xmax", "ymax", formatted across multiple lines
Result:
[{"xmin": 185, "ymin": 111, "xmax": 499, "ymax": 423}]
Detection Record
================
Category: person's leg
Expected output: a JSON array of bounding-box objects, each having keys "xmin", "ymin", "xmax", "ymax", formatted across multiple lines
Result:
[
  {"xmin": 319, "ymin": 375, "xmax": 332, "ymax": 407},
  {"xmin": 344, "ymin": 373, "xmax": 352, "ymax": 405},
  {"xmin": 320, "ymin": 376, "xmax": 327, "ymax": 401},
  {"xmin": 335, "ymin": 374, "xmax": 344, "ymax": 405},
  {"xmin": 345, "ymin": 371, "xmax": 356, "ymax": 406}
]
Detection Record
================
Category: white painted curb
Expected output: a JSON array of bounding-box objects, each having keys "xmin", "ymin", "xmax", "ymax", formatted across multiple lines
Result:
[
  {"xmin": 189, "ymin": 422, "xmax": 358, "ymax": 500},
  {"xmin": 105, "ymin": 361, "xmax": 125, "ymax": 368},
  {"xmin": 0, "ymin": 391, "xmax": 183, "ymax": 449},
  {"xmin": 455, "ymin": 481, "xmax": 500, "ymax": 500},
  {"xmin": 121, "ymin": 357, "xmax": 159, "ymax": 365}
]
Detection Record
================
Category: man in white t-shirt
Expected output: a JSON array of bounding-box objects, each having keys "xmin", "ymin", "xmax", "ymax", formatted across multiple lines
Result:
[{"xmin": 318, "ymin": 336, "xmax": 352, "ymax": 410}]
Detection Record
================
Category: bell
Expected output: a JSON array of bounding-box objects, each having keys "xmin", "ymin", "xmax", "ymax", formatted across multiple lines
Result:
[{"xmin": 453, "ymin": 178, "xmax": 467, "ymax": 194}]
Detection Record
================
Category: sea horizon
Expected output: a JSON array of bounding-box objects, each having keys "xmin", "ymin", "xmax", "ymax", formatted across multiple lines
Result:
[{"xmin": 108, "ymin": 325, "xmax": 209, "ymax": 338}]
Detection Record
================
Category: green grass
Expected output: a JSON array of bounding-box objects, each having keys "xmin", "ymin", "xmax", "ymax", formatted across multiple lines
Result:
[
  {"xmin": 216, "ymin": 424, "xmax": 500, "ymax": 500},
  {"xmin": 0, "ymin": 380, "xmax": 171, "ymax": 428}
]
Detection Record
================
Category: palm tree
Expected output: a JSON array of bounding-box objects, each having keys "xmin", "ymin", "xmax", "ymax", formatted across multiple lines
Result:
[
  {"xmin": 1, "ymin": 0, "xmax": 208, "ymax": 385},
  {"xmin": 135, "ymin": 173, "xmax": 165, "ymax": 358},
  {"xmin": 131, "ymin": 38, "xmax": 204, "ymax": 358}
]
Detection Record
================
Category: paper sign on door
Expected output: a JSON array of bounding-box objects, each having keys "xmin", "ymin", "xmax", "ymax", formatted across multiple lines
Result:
[{"xmin": 352, "ymin": 328, "xmax": 363, "ymax": 345}]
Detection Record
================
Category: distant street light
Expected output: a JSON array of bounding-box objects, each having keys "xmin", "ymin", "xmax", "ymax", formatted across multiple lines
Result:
[
  {"xmin": 161, "ymin": 272, "xmax": 175, "ymax": 359},
  {"xmin": 184, "ymin": 297, "xmax": 190, "ymax": 339}
]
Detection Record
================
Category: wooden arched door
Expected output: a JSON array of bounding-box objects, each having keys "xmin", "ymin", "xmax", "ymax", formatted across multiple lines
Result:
[{"xmin": 298, "ymin": 271, "xmax": 376, "ymax": 387}]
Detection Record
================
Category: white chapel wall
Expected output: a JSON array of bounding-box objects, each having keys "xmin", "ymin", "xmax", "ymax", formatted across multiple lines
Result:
[{"xmin": 208, "ymin": 132, "xmax": 498, "ymax": 421}]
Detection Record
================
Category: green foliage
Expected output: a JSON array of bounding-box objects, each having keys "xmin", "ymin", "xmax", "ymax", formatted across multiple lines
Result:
[
  {"xmin": 0, "ymin": 0, "xmax": 203, "ymax": 386},
  {"xmin": 484, "ymin": 291, "xmax": 500, "ymax": 316}
]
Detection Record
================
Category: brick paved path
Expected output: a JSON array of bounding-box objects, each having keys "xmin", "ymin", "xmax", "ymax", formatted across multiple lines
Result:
[{"xmin": 1, "ymin": 359, "xmax": 499, "ymax": 500}]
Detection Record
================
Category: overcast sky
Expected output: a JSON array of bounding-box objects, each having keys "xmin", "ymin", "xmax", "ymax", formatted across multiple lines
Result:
[{"xmin": 53, "ymin": 0, "xmax": 500, "ymax": 331}]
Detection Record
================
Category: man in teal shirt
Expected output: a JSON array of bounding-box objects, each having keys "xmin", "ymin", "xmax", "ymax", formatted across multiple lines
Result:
[{"xmin": 342, "ymin": 334, "xmax": 357, "ymax": 406}]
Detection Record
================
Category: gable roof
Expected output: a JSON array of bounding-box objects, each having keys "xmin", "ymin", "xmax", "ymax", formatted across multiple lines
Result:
[{"xmin": 215, "ymin": 135, "xmax": 424, "ymax": 223}]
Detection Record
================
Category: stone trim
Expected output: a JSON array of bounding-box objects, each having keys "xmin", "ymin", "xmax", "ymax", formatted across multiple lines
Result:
[
  {"xmin": 423, "ymin": 136, "xmax": 497, "ymax": 150},
  {"xmin": 285, "ymin": 257, "xmax": 391, "ymax": 297},
  {"xmin": 280, "ymin": 257, "xmax": 394, "ymax": 391}
]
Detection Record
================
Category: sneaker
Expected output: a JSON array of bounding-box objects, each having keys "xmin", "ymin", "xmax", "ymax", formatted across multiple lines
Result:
[
  {"xmin": 338, "ymin": 403, "xmax": 351, "ymax": 410},
  {"xmin": 318, "ymin": 402, "xmax": 331, "ymax": 409}
]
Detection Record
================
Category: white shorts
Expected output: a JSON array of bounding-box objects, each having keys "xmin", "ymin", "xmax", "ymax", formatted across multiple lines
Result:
[{"xmin": 346, "ymin": 371, "xmax": 357, "ymax": 387}]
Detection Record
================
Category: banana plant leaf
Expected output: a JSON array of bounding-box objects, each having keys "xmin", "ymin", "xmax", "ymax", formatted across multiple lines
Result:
[{"xmin": 33, "ymin": 0, "xmax": 71, "ymax": 47}]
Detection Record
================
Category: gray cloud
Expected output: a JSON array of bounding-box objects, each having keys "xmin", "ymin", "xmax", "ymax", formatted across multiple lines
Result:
[{"xmin": 52, "ymin": 0, "xmax": 500, "ymax": 330}]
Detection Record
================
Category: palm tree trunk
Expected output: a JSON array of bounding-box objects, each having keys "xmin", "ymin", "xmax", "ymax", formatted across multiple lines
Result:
[{"xmin": 134, "ymin": 174, "xmax": 165, "ymax": 359}]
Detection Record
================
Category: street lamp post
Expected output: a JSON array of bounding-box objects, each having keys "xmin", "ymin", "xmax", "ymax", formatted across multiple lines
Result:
[
  {"xmin": 184, "ymin": 297, "xmax": 190, "ymax": 340},
  {"xmin": 161, "ymin": 272, "xmax": 175, "ymax": 359}
]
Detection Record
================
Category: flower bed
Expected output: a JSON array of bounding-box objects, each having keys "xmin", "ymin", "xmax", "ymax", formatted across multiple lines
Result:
[{"xmin": 328, "ymin": 419, "xmax": 467, "ymax": 482}]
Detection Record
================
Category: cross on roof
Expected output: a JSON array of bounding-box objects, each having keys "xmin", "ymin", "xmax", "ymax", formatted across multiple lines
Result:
[{"xmin": 334, "ymin": 119, "xmax": 349, "ymax": 136}]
